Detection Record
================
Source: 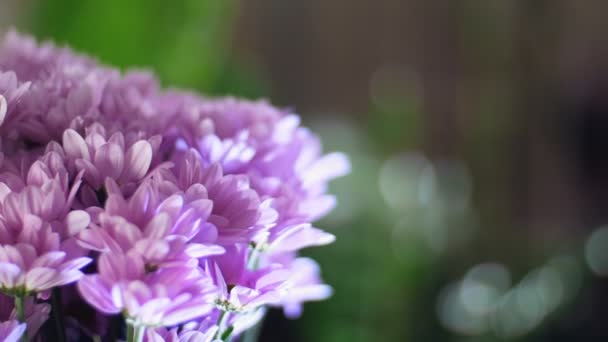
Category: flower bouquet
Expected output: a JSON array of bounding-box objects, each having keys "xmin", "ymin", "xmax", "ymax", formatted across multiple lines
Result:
[{"xmin": 0, "ymin": 31, "xmax": 349, "ymax": 342}]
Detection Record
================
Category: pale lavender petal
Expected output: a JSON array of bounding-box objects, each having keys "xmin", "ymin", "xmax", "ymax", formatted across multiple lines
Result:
[
  {"xmin": 0, "ymin": 321, "xmax": 26, "ymax": 342},
  {"xmin": 66, "ymin": 83, "xmax": 93, "ymax": 116},
  {"xmin": 94, "ymin": 142, "xmax": 125, "ymax": 179},
  {"xmin": 65, "ymin": 210, "xmax": 90, "ymax": 236},
  {"xmin": 30, "ymin": 251, "xmax": 65, "ymax": 269},
  {"xmin": 134, "ymin": 239, "xmax": 170, "ymax": 263},
  {"xmin": 162, "ymin": 302, "xmax": 214, "ymax": 326},
  {"xmin": 77, "ymin": 275, "xmax": 120, "ymax": 314},
  {"xmin": 25, "ymin": 267, "xmax": 59, "ymax": 291},
  {"xmin": 123, "ymin": 140, "xmax": 152, "ymax": 181},
  {"xmin": 301, "ymin": 152, "xmax": 350, "ymax": 187},
  {"xmin": 270, "ymin": 224, "xmax": 335, "ymax": 253},
  {"xmin": 144, "ymin": 213, "xmax": 171, "ymax": 239},
  {"xmin": 59, "ymin": 256, "xmax": 92, "ymax": 272},
  {"xmin": 300, "ymin": 194, "xmax": 336, "ymax": 221},
  {"xmin": 62, "ymin": 129, "xmax": 91, "ymax": 160},
  {"xmin": 184, "ymin": 243, "xmax": 224, "ymax": 258},
  {"xmin": 0, "ymin": 262, "xmax": 20, "ymax": 288},
  {"xmin": 0, "ymin": 94, "xmax": 6, "ymax": 126}
]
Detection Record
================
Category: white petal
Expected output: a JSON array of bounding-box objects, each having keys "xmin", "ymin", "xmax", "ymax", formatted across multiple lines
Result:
[
  {"xmin": 63, "ymin": 129, "xmax": 91, "ymax": 160},
  {"xmin": 65, "ymin": 210, "xmax": 90, "ymax": 236},
  {"xmin": 123, "ymin": 140, "xmax": 152, "ymax": 181},
  {"xmin": 0, "ymin": 94, "xmax": 6, "ymax": 126}
]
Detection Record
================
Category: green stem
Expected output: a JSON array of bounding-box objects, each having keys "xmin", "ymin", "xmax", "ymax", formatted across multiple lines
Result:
[
  {"xmin": 133, "ymin": 325, "xmax": 145, "ymax": 342},
  {"xmin": 247, "ymin": 247, "xmax": 260, "ymax": 270},
  {"xmin": 14, "ymin": 295, "xmax": 28, "ymax": 342},
  {"xmin": 126, "ymin": 322, "xmax": 134, "ymax": 342},
  {"xmin": 51, "ymin": 288, "xmax": 66, "ymax": 342},
  {"xmin": 126, "ymin": 320, "xmax": 145, "ymax": 342},
  {"xmin": 220, "ymin": 325, "xmax": 234, "ymax": 341},
  {"xmin": 213, "ymin": 311, "xmax": 229, "ymax": 339}
]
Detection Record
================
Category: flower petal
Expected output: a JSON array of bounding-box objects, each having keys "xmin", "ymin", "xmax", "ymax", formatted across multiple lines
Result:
[
  {"xmin": 123, "ymin": 140, "xmax": 152, "ymax": 181},
  {"xmin": 0, "ymin": 94, "xmax": 6, "ymax": 126},
  {"xmin": 62, "ymin": 129, "xmax": 90, "ymax": 160},
  {"xmin": 94, "ymin": 142, "xmax": 124, "ymax": 180},
  {"xmin": 65, "ymin": 210, "xmax": 90, "ymax": 236},
  {"xmin": 77, "ymin": 275, "xmax": 120, "ymax": 314},
  {"xmin": 0, "ymin": 262, "xmax": 21, "ymax": 288}
]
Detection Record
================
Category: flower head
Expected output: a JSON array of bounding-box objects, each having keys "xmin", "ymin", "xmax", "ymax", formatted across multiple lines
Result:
[
  {"xmin": 78, "ymin": 252, "xmax": 216, "ymax": 327},
  {"xmin": 172, "ymin": 149, "xmax": 277, "ymax": 245},
  {"xmin": 0, "ymin": 152, "xmax": 91, "ymax": 295},
  {"xmin": 207, "ymin": 245, "xmax": 289, "ymax": 313},
  {"xmin": 78, "ymin": 178, "xmax": 222, "ymax": 268},
  {"xmin": 61, "ymin": 124, "xmax": 161, "ymax": 197}
]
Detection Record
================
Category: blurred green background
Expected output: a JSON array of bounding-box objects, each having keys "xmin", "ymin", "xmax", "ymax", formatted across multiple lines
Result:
[{"xmin": 3, "ymin": 0, "xmax": 608, "ymax": 340}]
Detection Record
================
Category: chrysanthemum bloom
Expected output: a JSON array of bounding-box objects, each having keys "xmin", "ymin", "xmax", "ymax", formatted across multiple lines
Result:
[
  {"xmin": 0, "ymin": 240, "xmax": 91, "ymax": 296},
  {"xmin": 61, "ymin": 124, "xmax": 162, "ymax": 205},
  {"xmin": 0, "ymin": 33, "xmax": 109, "ymax": 145},
  {"xmin": 170, "ymin": 149, "xmax": 277, "ymax": 245},
  {"xmin": 206, "ymin": 245, "xmax": 289, "ymax": 313},
  {"xmin": 98, "ymin": 71, "xmax": 162, "ymax": 128},
  {"xmin": 170, "ymin": 98, "xmax": 346, "ymax": 263},
  {"xmin": 78, "ymin": 252, "xmax": 217, "ymax": 327},
  {"xmin": 78, "ymin": 177, "xmax": 223, "ymax": 268},
  {"xmin": 172, "ymin": 98, "xmax": 349, "ymax": 219},
  {"xmin": 0, "ymin": 151, "xmax": 90, "ymax": 239},
  {"xmin": 0, "ymin": 31, "xmax": 96, "ymax": 83},
  {"xmin": 0, "ymin": 154, "xmax": 91, "ymax": 296}
]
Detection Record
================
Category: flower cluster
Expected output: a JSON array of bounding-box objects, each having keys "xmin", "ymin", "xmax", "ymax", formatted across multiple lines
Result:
[{"xmin": 0, "ymin": 30, "xmax": 349, "ymax": 341}]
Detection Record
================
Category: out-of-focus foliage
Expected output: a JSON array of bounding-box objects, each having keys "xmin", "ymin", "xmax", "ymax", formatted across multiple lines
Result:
[{"xmin": 26, "ymin": 0, "xmax": 266, "ymax": 97}]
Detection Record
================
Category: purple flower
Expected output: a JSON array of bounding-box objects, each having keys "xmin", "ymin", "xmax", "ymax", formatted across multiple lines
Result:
[
  {"xmin": 173, "ymin": 97, "xmax": 349, "ymax": 219},
  {"xmin": 0, "ymin": 31, "xmax": 110, "ymax": 144},
  {"xmin": 0, "ymin": 30, "xmax": 97, "ymax": 83},
  {"xmin": 78, "ymin": 252, "xmax": 216, "ymax": 327},
  {"xmin": 0, "ymin": 241, "xmax": 91, "ymax": 295},
  {"xmin": 207, "ymin": 245, "xmax": 289, "ymax": 313},
  {"xmin": 98, "ymin": 71, "xmax": 162, "ymax": 129},
  {"xmin": 61, "ymin": 124, "xmax": 161, "ymax": 194},
  {"xmin": 171, "ymin": 149, "xmax": 277, "ymax": 245},
  {"xmin": 0, "ymin": 153, "xmax": 91, "ymax": 295},
  {"xmin": 78, "ymin": 178, "xmax": 222, "ymax": 268},
  {"xmin": 169, "ymin": 98, "xmax": 346, "ymax": 294},
  {"xmin": 0, "ymin": 151, "xmax": 90, "ymax": 240}
]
